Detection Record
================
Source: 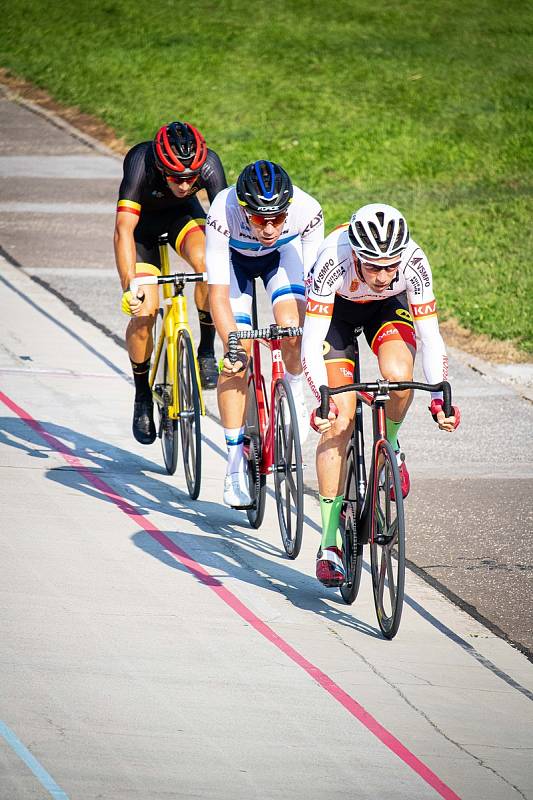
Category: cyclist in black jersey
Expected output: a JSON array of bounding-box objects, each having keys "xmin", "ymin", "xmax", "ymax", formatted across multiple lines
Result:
[{"xmin": 114, "ymin": 121, "xmax": 227, "ymax": 444}]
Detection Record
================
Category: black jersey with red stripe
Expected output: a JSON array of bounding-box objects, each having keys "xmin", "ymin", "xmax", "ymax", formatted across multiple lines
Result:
[{"xmin": 117, "ymin": 141, "xmax": 227, "ymax": 215}]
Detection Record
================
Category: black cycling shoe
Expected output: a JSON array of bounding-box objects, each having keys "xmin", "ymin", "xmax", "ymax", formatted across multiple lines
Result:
[
  {"xmin": 132, "ymin": 399, "xmax": 156, "ymax": 444},
  {"xmin": 198, "ymin": 355, "xmax": 219, "ymax": 390}
]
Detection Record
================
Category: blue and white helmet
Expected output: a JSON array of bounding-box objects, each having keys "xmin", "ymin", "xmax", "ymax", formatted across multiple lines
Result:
[{"xmin": 348, "ymin": 203, "xmax": 410, "ymax": 260}]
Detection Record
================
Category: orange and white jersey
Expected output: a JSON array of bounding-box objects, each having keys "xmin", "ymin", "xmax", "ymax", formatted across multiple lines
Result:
[{"xmin": 302, "ymin": 225, "xmax": 448, "ymax": 400}]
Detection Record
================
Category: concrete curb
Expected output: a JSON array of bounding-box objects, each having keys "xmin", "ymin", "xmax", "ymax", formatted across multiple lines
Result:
[{"xmin": 0, "ymin": 81, "xmax": 121, "ymax": 160}]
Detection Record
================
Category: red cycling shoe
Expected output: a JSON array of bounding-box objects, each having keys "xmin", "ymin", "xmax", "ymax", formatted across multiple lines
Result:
[
  {"xmin": 316, "ymin": 546, "xmax": 346, "ymax": 587},
  {"xmin": 390, "ymin": 450, "xmax": 410, "ymax": 501}
]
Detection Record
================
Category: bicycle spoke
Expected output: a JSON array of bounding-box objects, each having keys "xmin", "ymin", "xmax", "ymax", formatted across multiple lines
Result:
[
  {"xmin": 273, "ymin": 379, "xmax": 304, "ymax": 559},
  {"xmin": 370, "ymin": 440, "xmax": 406, "ymax": 638},
  {"xmin": 386, "ymin": 555, "xmax": 397, "ymax": 609}
]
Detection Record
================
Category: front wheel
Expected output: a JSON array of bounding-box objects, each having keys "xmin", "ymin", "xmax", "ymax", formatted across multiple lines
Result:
[
  {"xmin": 160, "ymin": 349, "xmax": 179, "ymax": 475},
  {"xmin": 245, "ymin": 375, "xmax": 266, "ymax": 528},
  {"xmin": 177, "ymin": 330, "xmax": 202, "ymax": 499},
  {"xmin": 340, "ymin": 453, "xmax": 364, "ymax": 604},
  {"xmin": 273, "ymin": 378, "xmax": 304, "ymax": 558},
  {"xmin": 369, "ymin": 439, "xmax": 405, "ymax": 639}
]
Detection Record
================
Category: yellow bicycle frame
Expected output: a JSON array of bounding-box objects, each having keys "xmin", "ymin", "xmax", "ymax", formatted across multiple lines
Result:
[{"xmin": 149, "ymin": 240, "xmax": 205, "ymax": 419}]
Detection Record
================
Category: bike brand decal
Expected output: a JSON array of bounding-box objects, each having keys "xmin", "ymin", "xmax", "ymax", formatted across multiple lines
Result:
[
  {"xmin": 206, "ymin": 216, "xmax": 230, "ymax": 238},
  {"xmin": 372, "ymin": 322, "xmax": 416, "ymax": 353},
  {"xmin": 302, "ymin": 209, "xmax": 324, "ymax": 236},
  {"xmin": 325, "ymin": 266, "xmax": 344, "ymax": 289},
  {"xmin": 272, "ymin": 349, "xmax": 282, "ymax": 363},
  {"xmin": 408, "ymin": 252, "xmax": 431, "ymax": 287},
  {"xmin": 312, "ymin": 258, "xmax": 346, "ymax": 295},
  {"xmin": 411, "ymin": 299, "xmax": 437, "ymax": 318},
  {"xmin": 396, "ymin": 308, "xmax": 413, "ymax": 321},
  {"xmin": 306, "ymin": 299, "xmax": 333, "ymax": 317},
  {"xmin": 408, "ymin": 274, "xmax": 423, "ymax": 295},
  {"xmin": 302, "ymin": 358, "xmax": 320, "ymax": 400}
]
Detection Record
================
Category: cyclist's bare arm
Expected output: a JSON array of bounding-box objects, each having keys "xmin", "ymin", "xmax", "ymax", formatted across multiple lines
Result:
[
  {"xmin": 114, "ymin": 212, "xmax": 139, "ymax": 290},
  {"xmin": 207, "ymin": 284, "xmax": 246, "ymax": 374}
]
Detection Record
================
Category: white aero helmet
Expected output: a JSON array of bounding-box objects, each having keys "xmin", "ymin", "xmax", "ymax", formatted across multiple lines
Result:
[{"xmin": 348, "ymin": 203, "xmax": 410, "ymax": 260}]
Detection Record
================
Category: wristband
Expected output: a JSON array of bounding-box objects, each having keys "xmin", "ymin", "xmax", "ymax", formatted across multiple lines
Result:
[{"xmin": 429, "ymin": 398, "xmax": 461, "ymax": 429}]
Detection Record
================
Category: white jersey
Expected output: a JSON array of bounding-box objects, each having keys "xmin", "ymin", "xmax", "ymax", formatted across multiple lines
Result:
[
  {"xmin": 205, "ymin": 185, "xmax": 324, "ymax": 285},
  {"xmin": 301, "ymin": 224, "xmax": 449, "ymax": 400}
]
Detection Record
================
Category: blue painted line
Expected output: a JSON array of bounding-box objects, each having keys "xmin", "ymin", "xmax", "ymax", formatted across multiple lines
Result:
[{"xmin": 0, "ymin": 720, "xmax": 70, "ymax": 799}]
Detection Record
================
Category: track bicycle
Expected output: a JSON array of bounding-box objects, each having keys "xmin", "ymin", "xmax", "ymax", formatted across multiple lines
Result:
[
  {"xmin": 227, "ymin": 298, "xmax": 305, "ymax": 558},
  {"xmin": 130, "ymin": 233, "xmax": 205, "ymax": 499},
  {"xmin": 318, "ymin": 331, "xmax": 453, "ymax": 639}
]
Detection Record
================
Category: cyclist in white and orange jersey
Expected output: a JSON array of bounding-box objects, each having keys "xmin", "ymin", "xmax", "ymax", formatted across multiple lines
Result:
[
  {"xmin": 114, "ymin": 121, "xmax": 227, "ymax": 445},
  {"xmin": 301, "ymin": 203, "xmax": 461, "ymax": 587}
]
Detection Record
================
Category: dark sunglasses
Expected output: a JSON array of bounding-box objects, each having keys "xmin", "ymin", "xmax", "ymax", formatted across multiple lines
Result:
[
  {"xmin": 246, "ymin": 210, "xmax": 287, "ymax": 227},
  {"xmin": 360, "ymin": 260, "xmax": 401, "ymax": 273},
  {"xmin": 166, "ymin": 173, "xmax": 199, "ymax": 185}
]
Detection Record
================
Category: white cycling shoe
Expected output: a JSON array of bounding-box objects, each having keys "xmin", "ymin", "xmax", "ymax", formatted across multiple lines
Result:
[{"xmin": 223, "ymin": 470, "xmax": 252, "ymax": 508}]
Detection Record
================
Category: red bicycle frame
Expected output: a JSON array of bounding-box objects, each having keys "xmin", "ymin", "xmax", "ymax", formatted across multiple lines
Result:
[{"xmin": 247, "ymin": 332, "xmax": 286, "ymax": 476}]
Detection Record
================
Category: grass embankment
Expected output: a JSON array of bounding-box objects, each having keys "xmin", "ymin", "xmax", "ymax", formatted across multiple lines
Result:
[{"xmin": 1, "ymin": 0, "xmax": 532, "ymax": 353}]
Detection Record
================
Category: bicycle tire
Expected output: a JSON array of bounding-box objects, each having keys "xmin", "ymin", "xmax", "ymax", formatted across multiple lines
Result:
[
  {"xmin": 273, "ymin": 378, "xmax": 304, "ymax": 558},
  {"xmin": 177, "ymin": 330, "xmax": 202, "ymax": 499},
  {"xmin": 160, "ymin": 349, "xmax": 179, "ymax": 475},
  {"xmin": 369, "ymin": 439, "xmax": 405, "ymax": 639},
  {"xmin": 245, "ymin": 376, "xmax": 266, "ymax": 528},
  {"xmin": 340, "ymin": 454, "xmax": 363, "ymax": 604}
]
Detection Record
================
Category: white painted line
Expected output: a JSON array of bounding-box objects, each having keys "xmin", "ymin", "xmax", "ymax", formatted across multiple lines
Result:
[
  {"xmin": 0, "ymin": 201, "xmax": 115, "ymax": 214},
  {"xmin": 0, "ymin": 155, "xmax": 122, "ymax": 179}
]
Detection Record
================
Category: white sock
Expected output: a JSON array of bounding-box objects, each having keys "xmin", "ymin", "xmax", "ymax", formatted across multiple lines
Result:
[
  {"xmin": 224, "ymin": 426, "xmax": 245, "ymax": 474},
  {"xmin": 285, "ymin": 371, "xmax": 305, "ymax": 399}
]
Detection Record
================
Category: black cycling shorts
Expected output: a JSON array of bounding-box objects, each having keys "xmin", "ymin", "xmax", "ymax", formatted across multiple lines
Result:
[
  {"xmin": 134, "ymin": 197, "xmax": 206, "ymax": 266},
  {"xmin": 324, "ymin": 293, "xmax": 416, "ymax": 386}
]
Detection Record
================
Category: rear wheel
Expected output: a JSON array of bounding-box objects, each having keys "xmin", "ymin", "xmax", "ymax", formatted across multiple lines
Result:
[
  {"xmin": 370, "ymin": 440, "xmax": 405, "ymax": 639},
  {"xmin": 177, "ymin": 330, "xmax": 202, "ymax": 499},
  {"xmin": 273, "ymin": 378, "xmax": 304, "ymax": 558},
  {"xmin": 245, "ymin": 375, "xmax": 266, "ymax": 528}
]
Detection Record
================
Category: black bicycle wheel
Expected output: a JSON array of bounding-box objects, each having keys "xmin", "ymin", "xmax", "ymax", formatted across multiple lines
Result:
[
  {"xmin": 160, "ymin": 350, "xmax": 179, "ymax": 475},
  {"xmin": 369, "ymin": 439, "xmax": 405, "ymax": 639},
  {"xmin": 177, "ymin": 330, "xmax": 202, "ymax": 499},
  {"xmin": 273, "ymin": 378, "xmax": 304, "ymax": 558},
  {"xmin": 245, "ymin": 376, "xmax": 266, "ymax": 528},
  {"xmin": 340, "ymin": 454, "xmax": 364, "ymax": 604}
]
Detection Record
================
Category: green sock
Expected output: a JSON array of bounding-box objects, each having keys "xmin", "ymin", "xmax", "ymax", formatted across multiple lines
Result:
[
  {"xmin": 386, "ymin": 418, "xmax": 403, "ymax": 452},
  {"xmin": 319, "ymin": 495, "xmax": 344, "ymax": 550}
]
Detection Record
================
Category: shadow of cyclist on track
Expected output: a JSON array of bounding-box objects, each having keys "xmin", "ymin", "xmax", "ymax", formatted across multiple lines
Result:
[{"xmin": 0, "ymin": 414, "xmax": 381, "ymax": 639}]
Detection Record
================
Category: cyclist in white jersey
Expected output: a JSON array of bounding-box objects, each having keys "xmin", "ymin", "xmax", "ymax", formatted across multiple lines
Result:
[
  {"xmin": 206, "ymin": 160, "xmax": 324, "ymax": 507},
  {"xmin": 301, "ymin": 203, "xmax": 461, "ymax": 587}
]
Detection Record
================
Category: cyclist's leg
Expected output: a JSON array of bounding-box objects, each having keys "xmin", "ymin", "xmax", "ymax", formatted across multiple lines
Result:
[
  {"xmin": 216, "ymin": 262, "xmax": 254, "ymax": 506},
  {"xmin": 366, "ymin": 295, "xmax": 416, "ymax": 497},
  {"xmin": 264, "ymin": 245, "xmax": 308, "ymax": 439},
  {"xmin": 314, "ymin": 309, "xmax": 357, "ymax": 585},
  {"xmin": 169, "ymin": 202, "xmax": 217, "ymax": 389},
  {"xmin": 126, "ymin": 235, "xmax": 161, "ymax": 444}
]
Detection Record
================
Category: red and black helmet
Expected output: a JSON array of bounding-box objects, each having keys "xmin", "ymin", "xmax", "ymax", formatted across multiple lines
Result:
[{"xmin": 153, "ymin": 121, "xmax": 207, "ymax": 176}]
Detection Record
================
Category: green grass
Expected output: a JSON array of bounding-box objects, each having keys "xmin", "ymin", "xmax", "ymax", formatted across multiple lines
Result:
[{"xmin": 1, "ymin": 0, "xmax": 532, "ymax": 352}]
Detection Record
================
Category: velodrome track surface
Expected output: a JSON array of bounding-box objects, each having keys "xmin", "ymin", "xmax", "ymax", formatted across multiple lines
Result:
[{"xmin": 1, "ymin": 82, "xmax": 532, "ymax": 799}]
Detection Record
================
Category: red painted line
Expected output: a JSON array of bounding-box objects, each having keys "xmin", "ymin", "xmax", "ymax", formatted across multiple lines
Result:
[{"xmin": 0, "ymin": 388, "xmax": 462, "ymax": 800}]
